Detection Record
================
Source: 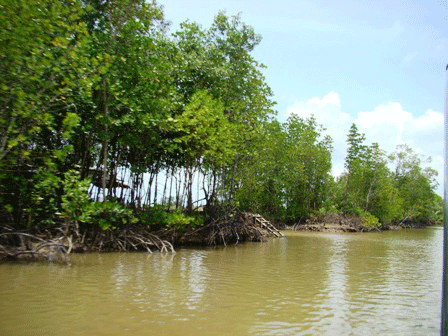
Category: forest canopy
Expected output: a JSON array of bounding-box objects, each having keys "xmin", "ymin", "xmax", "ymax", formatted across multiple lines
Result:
[{"xmin": 0, "ymin": 0, "xmax": 442, "ymax": 242}]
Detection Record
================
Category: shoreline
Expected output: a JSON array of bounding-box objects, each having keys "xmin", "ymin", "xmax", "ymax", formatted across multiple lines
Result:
[
  {"xmin": 0, "ymin": 214, "xmax": 437, "ymax": 263},
  {"xmin": 0, "ymin": 211, "xmax": 277, "ymax": 262},
  {"xmin": 285, "ymin": 222, "xmax": 434, "ymax": 233}
]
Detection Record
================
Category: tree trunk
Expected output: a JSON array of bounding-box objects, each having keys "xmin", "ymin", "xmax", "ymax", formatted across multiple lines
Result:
[{"xmin": 101, "ymin": 77, "xmax": 108, "ymax": 202}]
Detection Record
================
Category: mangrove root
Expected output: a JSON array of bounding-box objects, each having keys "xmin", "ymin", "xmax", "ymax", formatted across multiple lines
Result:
[{"xmin": 0, "ymin": 231, "xmax": 70, "ymax": 262}]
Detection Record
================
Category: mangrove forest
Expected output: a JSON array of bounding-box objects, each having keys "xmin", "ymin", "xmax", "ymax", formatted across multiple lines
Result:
[{"xmin": 0, "ymin": 0, "xmax": 443, "ymax": 260}]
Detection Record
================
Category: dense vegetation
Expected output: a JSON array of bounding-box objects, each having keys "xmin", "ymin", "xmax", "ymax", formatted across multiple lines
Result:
[{"xmin": 0, "ymin": 0, "xmax": 442, "ymax": 254}]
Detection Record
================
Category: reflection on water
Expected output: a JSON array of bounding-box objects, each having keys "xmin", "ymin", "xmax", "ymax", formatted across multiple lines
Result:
[{"xmin": 0, "ymin": 227, "xmax": 443, "ymax": 335}]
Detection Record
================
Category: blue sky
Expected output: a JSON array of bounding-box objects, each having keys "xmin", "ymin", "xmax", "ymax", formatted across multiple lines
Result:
[{"xmin": 157, "ymin": 0, "xmax": 447, "ymax": 194}]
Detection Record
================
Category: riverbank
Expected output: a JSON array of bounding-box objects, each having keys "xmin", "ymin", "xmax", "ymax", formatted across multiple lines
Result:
[
  {"xmin": 0, "ymin": 211, "xmax": 279, "ymax": 262},
  {"xmin": 1, "ymin": 209, "xmax": 436, "ymax": 262},
  {"xmin": 285, "ymin": 219, "xmax": 433, "ymax": 233},
  {"xmin": 287, "ymin": 223, "xmax": 369, "ymax": 233}
]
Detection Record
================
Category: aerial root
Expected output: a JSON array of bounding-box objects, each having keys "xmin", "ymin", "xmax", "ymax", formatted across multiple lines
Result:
[
  {"xmin": 0, "ymin": 209, "xmax": 277, "ymax": 260},
  {"xmin": 0, "ymin": 231, "xmax": 70, "ymax": 262},
  {"xmin": 79, "ymin": 226, "xmax": 175, "ymax": 254},
  {"xmin": 180, "ymin": 209, "xmax": 272, "ymax": 246}
]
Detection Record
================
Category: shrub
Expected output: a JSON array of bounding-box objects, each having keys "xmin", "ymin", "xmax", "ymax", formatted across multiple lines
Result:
[
  {"xmin": 61, "ymin": 170, "xmax": 91, "ymax": 225},
  {"xmin": 137, "ymin": 206, "xmax": 204, "ymax": 231},
  {"xmin": 88, "ymin": 201, "xmax": 136, "ymax": 230},
  {"xmin": 361, "ymin": 212, "xmax": 381, "ymax": 231},
  {"xmin": 166, "ymin": 210, "xmax": 203, "ymax": 230},
  {"xmin": 61, "ymin": 170, "xmax": 136, "ymax": 231}
]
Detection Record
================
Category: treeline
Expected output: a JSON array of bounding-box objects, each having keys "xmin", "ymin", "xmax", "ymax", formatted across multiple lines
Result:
[
  {"xmin": 0, "ymin": 0, "xmax": 442, "ymax": 237},
  {"xmin": 236, "ymin": 120, "xmax": 442, "ymax": 228},
  {"xmin": 332, "ymin": 124, "xmax": 442, "ymax": 227}
]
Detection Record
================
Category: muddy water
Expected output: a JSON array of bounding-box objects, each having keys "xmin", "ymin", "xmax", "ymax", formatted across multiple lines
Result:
[{"xmin": 0, "ymin": 227, "xmax": 443, "ymax": 335}]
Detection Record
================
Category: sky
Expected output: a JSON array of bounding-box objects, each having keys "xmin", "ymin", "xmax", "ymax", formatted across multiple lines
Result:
[{"xmin": 157, "ymin": 0, "xmax": 447, "ymax": 195}]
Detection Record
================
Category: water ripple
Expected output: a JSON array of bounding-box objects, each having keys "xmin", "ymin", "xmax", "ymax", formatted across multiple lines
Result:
[{"xmin": 0, "ymin": 228, "xmax": 443, "ymax": 335}]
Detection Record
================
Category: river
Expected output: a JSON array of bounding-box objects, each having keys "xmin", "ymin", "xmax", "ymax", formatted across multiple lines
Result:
[{"xmin": 0, "ymin": 227, "xmax": 443, "ymax": 335}]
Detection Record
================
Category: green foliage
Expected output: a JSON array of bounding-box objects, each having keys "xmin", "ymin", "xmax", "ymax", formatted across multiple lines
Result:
[
  {"xmin": 139, "ymin": 206, "xmax": 203, "ymax": 231},
  {"xmin": 431, "ymin": 194, "xmax": 444, "ymax": 223},
  {"xmin": 0, "ymin": 0, "xmax": 90, "ymax": 167},
  {"xmin": 174, "ymin": 90, "xmax": 235, "ymax": 174},
  {"xmin": 87, "ymin": 201, "xmax": 135, "ymax": 230},
  {"xmin": 0, "ymin": 0, "xmax": 440, "ymax": 233},
  {"xmin": 345, "ymin": 123, "xmax": 368, "ymax": 172},
  {"xmin": 140, "ymin": 205, "xmax": 169, "ymax": 227},
  {"xmin": 234, "ymin": 115, "xmax": 333, "ymax": 223},
  {"xmin": 165, "ymin": 210, "xmax": 200, "ymax": 230},
  {"xmin": 390, "ymin": 144, "xmax": 439, "ymax": 223},
  {"xmin": 29, "ymin": 167, "xmax": 62, "ymax": 226},
  {"xmin": 334, "ymin": 126, "xmax": 439, "ymax": 226},
  {"xmin": 361, "ymin": 212, "xmax": 381, "ymax": 230},
  {"xmin": 61, "ymin": 170, "xmax": 135, "ymax": 230},
  {"xmin": 61, "ymin": 170, "xmax": 92, "ymax": 224}
]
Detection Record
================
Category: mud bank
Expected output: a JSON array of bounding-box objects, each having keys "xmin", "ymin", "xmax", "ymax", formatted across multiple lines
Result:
[{"xmin": 285, "ymin": 213, "xmax": 434, "ymax": 233}]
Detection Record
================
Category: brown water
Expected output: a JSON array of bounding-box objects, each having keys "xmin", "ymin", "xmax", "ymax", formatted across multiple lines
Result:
[{"xmin": 0, "ymin": 227, "xmax": 443, "ymax": 335}]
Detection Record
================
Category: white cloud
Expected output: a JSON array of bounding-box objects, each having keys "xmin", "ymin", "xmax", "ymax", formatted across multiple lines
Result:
[
  {"xmin": 306, "ymin": 91, "xmax": 341, "ymax": 109},
  {"xmin": 354, "ymin": 102, "xmax": 413, "ymax": 152},
  {"xmin": 407, "ymin": 109, "xmax": 444, "ymax": 169},
  {"xmin": 287, "ymin": 92, "xmax": 444, "ymax": 194},
  {"xmin": 287, "ymin": 92, "xmax": 352, "ymax": 178},
  {"xmin": 412, "ymin": 109, "xmax": 443, "ymax": 131}
]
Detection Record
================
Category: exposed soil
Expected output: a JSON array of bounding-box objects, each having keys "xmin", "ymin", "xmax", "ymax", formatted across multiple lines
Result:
[
  {"xmin": 288, "ymin": 223, "xmax": 365, "ymax": 233},
  {"xmin": 287, "ymin": 213, "xmax": 367, "ymax": 233},
  {"xmin": 287, "ymin": 213, "xmax": 433, "ymax": 233}
]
